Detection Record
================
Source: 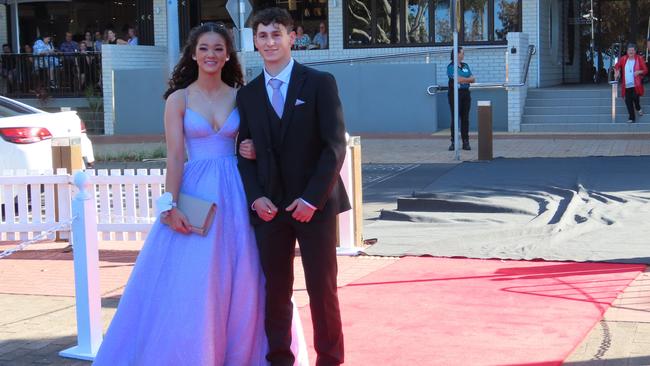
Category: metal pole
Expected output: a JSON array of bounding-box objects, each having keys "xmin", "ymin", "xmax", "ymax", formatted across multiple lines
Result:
[
  {"xmin": 646, "ymin": 16, "xmax": 649, "ymax": 63},
  {"xmin": 590, "ymin": 0, "xmax": 596, "ymax": 82},
  {"xmin": 11, "ymin": 0, "xmax": 20, "ymax": 54},
  {"xmin": 239, "ymin": 0, "xmax": 246, "ymax": 45},
  {"xmin": 166, "ymin": 0, "xmax": 181, "ymax": 75},
  {"xmin": 452, "ymin": 0, "xmax": 460, "ymax": 161},
  {"xmin": 453, "ymin": 34, "xmax": 460, "ymax": 160}
]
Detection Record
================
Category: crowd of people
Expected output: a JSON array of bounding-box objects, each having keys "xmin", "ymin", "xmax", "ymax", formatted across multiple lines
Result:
[{"xmin": 1, "ymin": 26, "xmax": 138, "ymax": 93}]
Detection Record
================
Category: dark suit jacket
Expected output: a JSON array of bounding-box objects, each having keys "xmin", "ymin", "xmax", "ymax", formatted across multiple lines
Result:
[{"xmin": 236, "ymin": 61, "xmax": 351, "ymax": 225}]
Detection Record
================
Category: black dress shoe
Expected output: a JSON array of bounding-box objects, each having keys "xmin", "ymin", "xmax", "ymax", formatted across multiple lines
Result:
[
  {"xmin": 462, "ymin": 141, "xmax": 471, "ymax": 150},
  {"xmin": 448, "ymin": 143, "xmax": 454, "ymax": 151}
]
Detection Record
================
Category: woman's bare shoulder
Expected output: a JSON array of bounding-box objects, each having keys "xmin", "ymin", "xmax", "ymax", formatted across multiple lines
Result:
[{"xmin": 166, "ymin": 88, "xmax": 188, "ymax": 108}]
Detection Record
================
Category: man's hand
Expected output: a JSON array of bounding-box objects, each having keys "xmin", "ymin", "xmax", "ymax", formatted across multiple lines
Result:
[
  {"xmin": 253, "ymin": 197, "xmax": 277, "ymax": 222},
  {"xmin": 286, "ymin": 199, "xmax": 316, "ymax": 223},
  {"xmin": 635, "ymin": 70, "xmax": 644, "ymax": 76},
  {"xmin": 615, "ymin": 70, "xmax": 620, "ymax": 80},
  {"xmin": 161, "ymin": 208, "xmax": 191, "ymax": 234},
  {"xmin": 239, "ymin": 139, "xmax": 256, "ymax": 160}
]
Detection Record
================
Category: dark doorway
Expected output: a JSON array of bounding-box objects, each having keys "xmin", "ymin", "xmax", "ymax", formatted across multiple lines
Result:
[
  {"xmin": 136, "ymin": 0, "xmax": 155, "ymax": 45},
  {"xmin": 569, "ymin": 0, "xmax": 650, "ymax": 83}
]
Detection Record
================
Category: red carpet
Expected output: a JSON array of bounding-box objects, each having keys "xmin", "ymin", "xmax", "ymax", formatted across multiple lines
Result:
[{"xmin": 299, "ymin": 257, "xmax": 645, "ymax": 366}]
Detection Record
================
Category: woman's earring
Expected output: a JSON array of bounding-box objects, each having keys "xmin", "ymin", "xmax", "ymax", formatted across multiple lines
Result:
[{"xmin": 226, "ymin": 58, "xmax": 230, "ymax": 61}]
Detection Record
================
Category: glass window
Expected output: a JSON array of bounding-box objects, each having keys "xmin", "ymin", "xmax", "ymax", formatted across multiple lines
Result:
[
  {"xmin": 463, "ymin": 0, "xmax": 488, "ymax": 42},
  {"xmin": 434, "ymin": 0, "xmax": 452, "ymax": 43},
  {"xmin": 347, "ymin": 0, "xmax": 374, "ymax": 45},
  {"xmin": 376, "ymin": 0, "xmax": 401, "ymax": 44},
  {"xmin": 494, "ymin": 0, "xmax": 520, "ymax": 40},
  {"xmin": 0, "ymin": 99, "xmax": 34, "ymax": 118},
  {"xmin": 344, "ymin": 0, "xmax": 520, "ymax": 48},
  {"xmin": 406, "ymin": 0, "xmax": 430, "ymax": 44}
]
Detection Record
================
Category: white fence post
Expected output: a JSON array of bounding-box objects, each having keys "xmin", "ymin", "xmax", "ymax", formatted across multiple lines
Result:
[{"xmin": 59, "ymin": 171, "xmax": 103, "ymax": 361}]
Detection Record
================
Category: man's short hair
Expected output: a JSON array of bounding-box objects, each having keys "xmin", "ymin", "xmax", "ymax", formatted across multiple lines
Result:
[
  {"xmin": 627, "ymin": 43, "xmax": 637, "ymax": 51},
  {"xmin": 251, "ymin": 7, "xmax": 293, "ymax": 34}
]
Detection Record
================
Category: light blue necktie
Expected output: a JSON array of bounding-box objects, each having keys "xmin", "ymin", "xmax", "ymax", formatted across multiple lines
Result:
[{"xmin": 269, "ymin": 78, "xmax": 284, "ymax": 118}]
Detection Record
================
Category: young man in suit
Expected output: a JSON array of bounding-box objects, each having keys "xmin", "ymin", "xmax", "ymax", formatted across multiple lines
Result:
[{"xmin": 236, "ymin": 7, "xmax": 350, "ymax": 366}]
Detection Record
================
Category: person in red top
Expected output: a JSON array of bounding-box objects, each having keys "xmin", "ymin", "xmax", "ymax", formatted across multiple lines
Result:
[{"xmin": 614, "ymin": 43, "xmax": 648, "ymax": 123}]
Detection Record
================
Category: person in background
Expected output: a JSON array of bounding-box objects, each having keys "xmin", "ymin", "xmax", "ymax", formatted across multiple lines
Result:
[
  {"xmin": 60, "ymin": 32, "xmax": 79, "ymax": 89},
  {"xmin": 614, "ymin": 43, "xmax": 648, "ymax": 123},
  {"xmin": 33, "ymin": 34, "xmax": 59, "ymax": 88},
  {"xmin": 127, "ymin": 27, "xmax": 138, "ymax": 45},
  {"xmin": 21, "ymin": 44, "xmax": 35, "ymax": 92},
  {"xmin": 94, "ymin": 31, "xmax": 103, "ymax": 52},
  {"xmin": 312, "ymin": 22, "xmax": 328, "ymax": 49},
  {"xmin": 447, "ymin": 46, "xmax": 475, "ymax": 151},
  {"xmin": 59, "ymin": 32, "xmax": 79, "ymax": 53},
  {"xmin": 105, "ymin": 28, "xmax": 128, "ymax": 45},
  {"xmin": 293, "ymin": 25, "xmax": 311, "ymax": 50},
  {"xmin": 1, "ymin": 44, "xmax": 17, "ymax": 92},
  {"xmin": 82, "ymin": 31, "xmax": 94, "ymax": 51},
  {"xmin": 77, "ymin": 42, "xmax": 93, "ymax": 90},
  {"xmin": 105, "ymin": 29, "xmax": 117, "ymax": 45}
]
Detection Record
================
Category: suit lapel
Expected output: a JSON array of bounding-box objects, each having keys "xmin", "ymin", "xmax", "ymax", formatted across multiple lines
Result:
[
  {"xmin": 280, "ymin": 62, "xmax": 307, "ymax": 144},
  {"xmin": 250, "ymin": 74, "xmax": 272, "ymax": 146}
]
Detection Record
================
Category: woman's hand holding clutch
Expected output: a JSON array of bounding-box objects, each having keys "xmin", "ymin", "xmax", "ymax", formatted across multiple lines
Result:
[{"xmin": 162, "ymin": 208, "xmax": 192, "ymax": 235}]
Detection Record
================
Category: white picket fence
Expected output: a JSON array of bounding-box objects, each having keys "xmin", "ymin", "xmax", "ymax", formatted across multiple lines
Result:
[
  {"xmin": 1, "ymin": 169, "xmax": 72, "ymax": 241},
  {"xmin": 0, "ymin": 169, "xmax": 164, "ymax": 242}
]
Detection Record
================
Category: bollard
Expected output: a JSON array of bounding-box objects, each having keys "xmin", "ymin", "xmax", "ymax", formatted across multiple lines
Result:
[
  {"xmin": 59, "ymin": 171, "xmax": 103, "ymax": 361},
  {"xmin": 477, "ymin": 101, "xmax": 493, "ymax": 161},
  {"xmin": 52, "ymin": 136, "xmax": 83, "ymax": 174},
  {"xmin": 52, "ymin": 137, "xmax": 83, "ymax": 241},
  {"xmin": 337, "ymin": 135, "xmax": 362, "ymax": 255}
]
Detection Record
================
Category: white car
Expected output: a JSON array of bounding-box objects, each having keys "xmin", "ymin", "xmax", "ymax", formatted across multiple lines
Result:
[{"xmin": 0, "ymin": 95, "xmax": 95, "ymax": 173}]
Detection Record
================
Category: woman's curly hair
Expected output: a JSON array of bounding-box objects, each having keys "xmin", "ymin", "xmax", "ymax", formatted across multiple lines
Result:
[{"xmin": 164, "ymin": 23, "xmax": 244, "ymax": 99}]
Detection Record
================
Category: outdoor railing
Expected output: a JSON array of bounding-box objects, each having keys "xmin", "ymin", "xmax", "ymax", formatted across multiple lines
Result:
[{"xmin": 0, "ymin": 53, "xmax": 102, "ymax": 98}]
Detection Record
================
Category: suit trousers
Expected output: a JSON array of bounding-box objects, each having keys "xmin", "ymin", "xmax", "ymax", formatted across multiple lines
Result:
[
  {"xmin": 448, "ymin": 88, "xmax": 471, "ymax": 143},
  {"xmin": 254, "ymin": 211, "xmax": 343, "ymax": 366},
  {"xmin": 625, "ymin": 87, "xmax": 641, "ymax": 121}
]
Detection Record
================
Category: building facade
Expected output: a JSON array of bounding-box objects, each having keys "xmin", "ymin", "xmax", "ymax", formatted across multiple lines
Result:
[{"xmin": 1, "ymin": 0, "xmax": 648, "ymax": 134}]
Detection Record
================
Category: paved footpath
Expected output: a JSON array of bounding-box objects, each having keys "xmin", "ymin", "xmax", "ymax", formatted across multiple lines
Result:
[{"xmin": 1, "ymin": 133, "xmax": 650, "ymax": 365}]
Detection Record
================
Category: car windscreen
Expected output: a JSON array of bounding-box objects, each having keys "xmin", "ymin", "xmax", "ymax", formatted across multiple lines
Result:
[{"xmin": 0, "ymin": 99, "xmax": 38, "ymax": 118}]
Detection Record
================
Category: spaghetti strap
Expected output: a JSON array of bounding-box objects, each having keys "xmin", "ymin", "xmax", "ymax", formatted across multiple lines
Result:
[{"xmin": 184, "ymin": 88, "xmax": 189, "ymax": 109}]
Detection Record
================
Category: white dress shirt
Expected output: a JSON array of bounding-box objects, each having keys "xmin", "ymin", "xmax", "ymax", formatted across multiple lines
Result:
[
  {"xmin": 625, "ymin": 58, "xmax": 636, "ymax": 88},
  {"xmin": 263, "ymin": 58, "xmax": 294, "ymax": 104},
  {"xmin": 256, "ymin": 58, "xmax": 316, "ymax": 211}
]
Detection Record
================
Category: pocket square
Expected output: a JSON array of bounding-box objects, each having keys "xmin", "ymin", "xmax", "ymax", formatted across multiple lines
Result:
[{"xmin": 295, "ymin": 99, "xmax": 306, "ymax": 106}]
